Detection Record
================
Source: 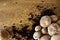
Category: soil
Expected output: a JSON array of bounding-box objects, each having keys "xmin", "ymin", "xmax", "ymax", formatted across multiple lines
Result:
[{"xmin": 0, "ymin": 0, "xmax": 60, "ymax": 40}]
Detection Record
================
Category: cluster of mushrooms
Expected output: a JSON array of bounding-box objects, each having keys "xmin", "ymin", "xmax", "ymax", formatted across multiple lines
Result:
[{"xmin": 33, "ymin": 15, "xmax": 60, "ymax": 40}]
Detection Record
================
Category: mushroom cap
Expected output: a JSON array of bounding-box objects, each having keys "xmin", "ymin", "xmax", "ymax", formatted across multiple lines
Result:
[
  {"xmin": 51, "ymin": 35, "xmax": 60, "ymax": 40},
  {"xmin": 40, "ymin": 16, "xmax": 51, "ymax": 28},
  {"xmin": 0, "ymin": 29, "xmax": 10, "ymax": 40},
  {"xmin": 33, "ymin": 32, "xmax": 41, "ymax": 39},
  {"xmin": 41, "ymin": 28, "xmax": 48, "ymax": 34},
  {"xmin": 50, "ymin": 15, "xmax": 58, "ymax": 22},
  {"xmin": 48, "ymin": 23, "xmax": 60, "ymax": 36},
  {"xmin": 57, "ymin": 20, "xmax": 60, "ymax": 25},
  {"xmin": 35, "ymin": 26, "xmax": 41, "ymax": 31},
  {"xmin": 40, "ymin": 35, "xmax": 50, "ymax": 40}
]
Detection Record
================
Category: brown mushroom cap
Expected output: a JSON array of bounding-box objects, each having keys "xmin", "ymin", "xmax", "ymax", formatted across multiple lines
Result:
[{"xmin": 0, "ymin": 29, "xmax": 10, "ymax": 40}]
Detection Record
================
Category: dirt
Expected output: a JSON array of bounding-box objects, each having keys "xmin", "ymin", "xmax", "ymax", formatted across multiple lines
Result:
[{"xmin": 0, "ymin": 0, "xmax": 60, "ymax": 40}]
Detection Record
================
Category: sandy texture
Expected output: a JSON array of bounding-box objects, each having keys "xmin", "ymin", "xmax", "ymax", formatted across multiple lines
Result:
[{"xmin": 0, "ymin": 0, "xmax": 59, "ymax": 28}]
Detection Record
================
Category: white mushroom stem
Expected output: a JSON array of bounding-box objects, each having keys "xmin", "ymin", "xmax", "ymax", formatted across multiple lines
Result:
[{"xmin": 40, "ymin": 16, "xmax": 51, "ymax": 28}]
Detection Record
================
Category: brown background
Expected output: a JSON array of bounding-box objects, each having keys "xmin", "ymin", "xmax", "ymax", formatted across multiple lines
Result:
[{"xmin": 0, "ymin": 0, "xmax": 60, "ymax": 29}]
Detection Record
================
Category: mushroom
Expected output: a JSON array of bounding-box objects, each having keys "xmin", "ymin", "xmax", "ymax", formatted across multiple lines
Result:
[
  {"xmin": 41, "ymin": 28, "xmax": 48, "ymax": 34},
  {"xmin": 38, "ymin": 38, "xmax": 41, "ymax": 40},
  {"xmin": 0, "ymin": 29, "xmax": 10, "ymax": 40},
  {"xmin": 57, "ymin": 20, "xmax": 60, "ymax": 25},
  {"xmin": 48, "ymin": 23, "xmax": 60, "ymax": 36},
  {"xmin": 57, "ymin": 20, "xmax": 60, "ymax": 32},
  {"xmin": 50, "ymin": 15, "xmax": 58, "ymax": 22},
  {"xmin": 40, "ymin": 16, "xmax": 51, "ymax": 28},
  {"xmin": 35, "ymin": 25, "xmax": 41, "ymax": 31},
  {"xmin": 40, "ymin": 35, "xmax": 50, "ymax": 40},
  {"xmin": 33, "ymin": 32, "xmax": 41, "ymax": 39},
  {"xmin": 51, "ymin": 35, "xmax": 60, "ymax": 40}
]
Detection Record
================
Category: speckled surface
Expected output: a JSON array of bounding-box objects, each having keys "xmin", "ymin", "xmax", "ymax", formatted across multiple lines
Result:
[
  {"xmin": 0, "ymin": 0, "xmax": 59, "ymax": 28},
  {"xmin": 0, "ymin": 0, "xmax": 60, "ymax": 40}
]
